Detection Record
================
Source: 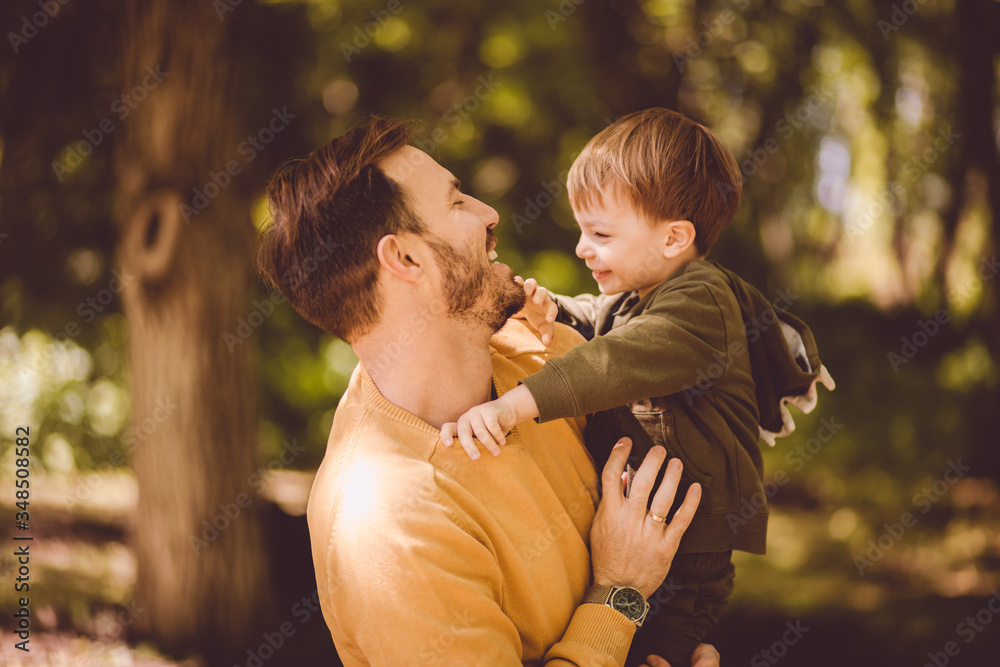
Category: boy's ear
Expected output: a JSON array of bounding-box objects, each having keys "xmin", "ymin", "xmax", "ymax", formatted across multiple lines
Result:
[
  {"xmin": 662, "ymin": 220, "xmax": 697, "ymax": 259},
  {"xmin": 376, "ymin": 233, "xmax": 424, "ymax": 282}
]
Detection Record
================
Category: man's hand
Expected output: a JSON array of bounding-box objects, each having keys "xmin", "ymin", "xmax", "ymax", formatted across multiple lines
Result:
[
  {"xmin": 590, "ymin": 438, "xmax": 701, "ymax": 598},
  {"xmin": 639, "ymin": 644, "xmax": 720, "ymax": 667},
  {"xmin": 513, "ymin": 277, "xmax": 558, "ymax": 346}
]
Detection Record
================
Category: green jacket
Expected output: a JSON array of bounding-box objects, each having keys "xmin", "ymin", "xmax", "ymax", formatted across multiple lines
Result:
[{"xmin": 521, "ymin": 260, "xmax": 828, "ymax": 554}]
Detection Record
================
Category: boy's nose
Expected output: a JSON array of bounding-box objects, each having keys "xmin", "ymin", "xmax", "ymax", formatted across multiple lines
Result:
[{"xmin": 575, "ymin": 235, "xmax": 592, "ymax": 258}]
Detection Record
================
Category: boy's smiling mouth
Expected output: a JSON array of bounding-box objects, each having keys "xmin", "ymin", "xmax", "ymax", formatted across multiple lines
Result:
[{"xmin": 591, "ymin": 269, "xmax": 611, "ymax": 281}]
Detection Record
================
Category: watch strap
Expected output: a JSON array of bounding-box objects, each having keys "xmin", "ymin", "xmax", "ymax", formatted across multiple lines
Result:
[
  {"xmin": 582, "ymin": 585, "xmax": 614, "ymax": 606},
  {"xmin": 582, "ymin": 584, "xmax": 649, "ymax": 628}
]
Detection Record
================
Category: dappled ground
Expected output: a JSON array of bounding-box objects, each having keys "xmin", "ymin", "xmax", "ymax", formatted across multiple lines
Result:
[
  {"xmin": 0, "ymin": 632, "xmax": 200, "ymax": 666},
  {"xmin": 0, "ymin": 469, "xmax": 325, "ymax": 666},
  {"xmin": 2, "ymin": 467, "xmax": 1000, "ymax": 665},
  {"xmin": 0, "ymin": 471, "xmax": 199, "ymax": 665}
]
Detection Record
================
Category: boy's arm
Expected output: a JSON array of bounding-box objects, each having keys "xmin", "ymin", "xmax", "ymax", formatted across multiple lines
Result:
[
  {"xmin": 522, "ymin": 282, "xmax": 731, "ymax": 422},
  {"xmin": 550, "ymin": 292, "xmax": 623, "ymax": 340}
]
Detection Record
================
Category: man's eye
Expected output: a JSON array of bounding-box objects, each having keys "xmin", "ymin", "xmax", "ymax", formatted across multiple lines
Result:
[{"xmin": 453, "ymin": 199, "xmax": 465, "ymax": 207}]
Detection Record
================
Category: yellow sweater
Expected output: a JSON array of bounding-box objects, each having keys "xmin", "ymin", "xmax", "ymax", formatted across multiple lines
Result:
[{"xmin": 307, "ymin": 319, "xmax": 638, "ymax": 666}]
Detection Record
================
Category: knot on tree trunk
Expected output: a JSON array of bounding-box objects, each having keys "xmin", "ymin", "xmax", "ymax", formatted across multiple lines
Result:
[{"xmin": 124, "ymin": 189, "xmax": 184, "ymax": 284}]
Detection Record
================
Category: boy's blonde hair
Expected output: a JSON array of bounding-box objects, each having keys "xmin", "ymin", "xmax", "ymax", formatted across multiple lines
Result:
[{"xmin": 568, "ymin": 108, "xmax": 742, "ymax": 256}]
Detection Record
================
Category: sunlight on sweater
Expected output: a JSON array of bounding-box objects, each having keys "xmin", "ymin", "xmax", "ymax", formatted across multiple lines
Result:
[{"xmin": 336, "ymin": 458, "xmax": 380, "ymax": 533}]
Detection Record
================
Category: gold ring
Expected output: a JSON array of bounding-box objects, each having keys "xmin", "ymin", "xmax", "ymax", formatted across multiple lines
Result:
[{"xmin": 648, "ymin": 510, "xmax": 667, "ymax": 524}]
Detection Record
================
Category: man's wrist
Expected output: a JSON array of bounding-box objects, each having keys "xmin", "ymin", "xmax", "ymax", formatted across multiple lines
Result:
[
  {"xmin": 582, "ymin": 584, "xmax": 650, "ymax": 627},
  {"xmin": 592, "ymin": 576, "xmax": 645, "ymax": 595}
]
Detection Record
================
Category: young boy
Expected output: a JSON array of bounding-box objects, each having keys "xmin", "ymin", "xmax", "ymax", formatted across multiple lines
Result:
[{"xmin": 440, "ymin": 108, "xmax": 834, "ymax": 667}]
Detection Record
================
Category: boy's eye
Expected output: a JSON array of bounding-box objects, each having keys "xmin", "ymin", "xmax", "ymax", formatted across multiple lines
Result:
[{"xmin": 593, "ymin": 232, "xmax": 610, "ymax": 239}]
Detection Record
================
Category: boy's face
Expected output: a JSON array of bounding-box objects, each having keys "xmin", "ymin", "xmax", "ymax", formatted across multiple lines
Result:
[{"xmin": 572, "ymin": 189, "xmax": 679, "ymax": 297}]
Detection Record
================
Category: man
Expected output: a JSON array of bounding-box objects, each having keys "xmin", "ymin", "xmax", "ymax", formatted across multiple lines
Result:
[{"xmin": 256, "ymin": 117, "xmax": 718, "ymax": 666}]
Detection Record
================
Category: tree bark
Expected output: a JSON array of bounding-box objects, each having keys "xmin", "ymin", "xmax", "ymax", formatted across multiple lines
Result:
[
  {"xmin": 113, "ymin": 0, "xmax": 270, "ymax": 661},
  {"xmin": 951, "ymin": 0, "xmax": 1000, "ymax": 327}
]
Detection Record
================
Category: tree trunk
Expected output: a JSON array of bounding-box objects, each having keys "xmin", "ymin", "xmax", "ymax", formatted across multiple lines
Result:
[{"xmin": 113, "ymin": 0, "xmax": 271, "ymax": 661}]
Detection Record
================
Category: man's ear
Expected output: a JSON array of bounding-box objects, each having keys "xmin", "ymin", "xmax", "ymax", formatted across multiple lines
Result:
[
  {"xmin": 376, "ymin": 234, "xmax": 423, "ymax": 282},
  {"xmin": 662, "ymin": 220, "xmax": 697, "ymax": 259}
]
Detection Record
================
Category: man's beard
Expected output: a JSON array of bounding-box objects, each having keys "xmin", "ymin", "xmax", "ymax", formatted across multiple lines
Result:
[{"xmin": 425, "ymin": 232, "xmax": 525, "ymax": 334}]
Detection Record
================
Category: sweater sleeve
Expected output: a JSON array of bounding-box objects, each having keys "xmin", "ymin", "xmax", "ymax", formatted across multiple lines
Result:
[
  {"xmin": 321, "ymin": 473, "xmax": 635, "ymax": 666},
  {"xmin": 523, "ymin": 281, "xmax": 730, "ymax": 423}
]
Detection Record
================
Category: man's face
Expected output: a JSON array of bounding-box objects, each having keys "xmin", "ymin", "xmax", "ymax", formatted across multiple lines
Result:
[{"xmin": 380, "ymin": 147, "xmax": 525, "ymax": 331}]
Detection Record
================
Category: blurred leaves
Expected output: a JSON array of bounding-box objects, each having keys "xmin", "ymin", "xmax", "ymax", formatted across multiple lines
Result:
[{"xmin": 0, "ymin": 1, "xmax": 998, "ymax": 655}]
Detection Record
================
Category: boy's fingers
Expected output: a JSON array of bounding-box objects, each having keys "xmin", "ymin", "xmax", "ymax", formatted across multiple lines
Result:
[
  {"xmin": 460, "ymin": 440, "xmax": 480, "ymax": 460},
  {"xmin": 539, "ymin": 320, "xmax": 555, "ymax": 346},
  {"xmin": 514, "ymin": 275, "xmax": 524, "ymax": 285},
  {"xmin": 440, "ymin": 423, "xmax": 457, "ymax": 447},
  {"xmin": 457, "ymin": 420, "xmax": 480, "ymax": 460},
  {"xmin": 483, "ymin": 412, "xmax": 506, "ymax": 449},
  {"xmin": 471, "ymin": 419, "xmax": 502, "ymax": 457}
]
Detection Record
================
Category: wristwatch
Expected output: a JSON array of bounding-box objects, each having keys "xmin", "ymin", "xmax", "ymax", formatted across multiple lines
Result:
[{"xmin": 582, "ymin": 585, "xmax": 649, "ymax": 627}]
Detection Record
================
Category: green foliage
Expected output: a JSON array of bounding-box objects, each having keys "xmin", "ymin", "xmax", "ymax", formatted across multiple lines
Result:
[{"xmin": 0, "ymin": 1, "xmax": 998, "ymax": 653}]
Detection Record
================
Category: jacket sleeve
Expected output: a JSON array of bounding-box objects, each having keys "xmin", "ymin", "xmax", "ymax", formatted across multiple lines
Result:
[
  {"xmin": 551, "ymin": 293, "xmax": 617, "ymax": 341},
  {"xmin": 321, "ymin": 475, "xmax": 635, "ymax": 666},
  {"xmin": 523, "ymin": 282, "xmax": 731, "ymax": 423}
]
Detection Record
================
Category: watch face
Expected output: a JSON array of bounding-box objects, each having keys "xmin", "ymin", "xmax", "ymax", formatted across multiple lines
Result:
[{"xmin": 610, "ymin": 587, "xmax": 647, "ymax": 622}]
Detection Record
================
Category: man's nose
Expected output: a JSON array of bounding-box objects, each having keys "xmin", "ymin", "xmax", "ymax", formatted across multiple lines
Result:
[
  {"xmin": 486, "ymin": 212, "xmax": 499, "ymax": 231},
  {"xmin": 468, "ymin": 195, "xmax": 499, "ymax": 229},
  {"xmin": 482, "ymin": 202, "xmax": 499, "ymax": 230}
]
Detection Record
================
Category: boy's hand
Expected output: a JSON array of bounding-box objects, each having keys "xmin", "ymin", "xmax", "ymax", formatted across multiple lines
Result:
[
  {"xmin": 440, "ymin": 386, "xmax": 539, "ymax": 460},
  {"xmin": 513, "ymin": 276, "xmax": 558, "ymax": 346},
  {"xmin": 440, "ymin": 397, "xmax": 519, "ymax": 459}
]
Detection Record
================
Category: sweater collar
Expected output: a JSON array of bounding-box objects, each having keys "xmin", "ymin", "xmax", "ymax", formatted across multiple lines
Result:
[
  {"xmin": 487, "ymin": 318, "xmax": 548, "ymax": 358},
  {"xmin": 356, "ymin": 319, "xmax": 542, "ymax": 435},
  {"xmin": 359, "ymin": 363, "xmax": 440, "ymax": 436}
]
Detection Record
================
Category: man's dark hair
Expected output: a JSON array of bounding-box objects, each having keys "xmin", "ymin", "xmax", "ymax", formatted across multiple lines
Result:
[{"xmin": 256, "ymin": 117, "xmax": 423, "ymax": 342}]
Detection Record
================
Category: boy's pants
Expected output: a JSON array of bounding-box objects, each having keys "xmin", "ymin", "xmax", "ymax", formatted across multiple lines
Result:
[{"xmin": 624, "ymin": 550, "xmax": 735, "ymax": 667}]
